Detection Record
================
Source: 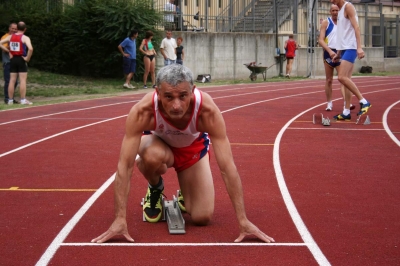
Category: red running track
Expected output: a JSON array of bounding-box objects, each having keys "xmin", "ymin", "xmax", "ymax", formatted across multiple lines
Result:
[{"xmin": 0, "ymin": 76, "xmax": 399, "ymax": 265}]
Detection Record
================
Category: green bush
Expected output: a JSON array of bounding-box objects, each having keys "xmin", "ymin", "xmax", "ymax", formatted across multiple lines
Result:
[{"xmin": 0, "ymin": 0, "xmax": 162, "ymax": 80}]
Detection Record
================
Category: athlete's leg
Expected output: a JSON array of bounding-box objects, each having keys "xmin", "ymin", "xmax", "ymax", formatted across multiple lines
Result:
[
  {"xmin": 324, "ymin": 62, "xmax": 334, "ymax": 103},
  {"xmin": 136, "ymin": 135, "xmax": 174, "ymax": 186},
  {"xmin": 177, "ymin": 154, "xmax": 214, "ymax": 225},
  {"xmin": 18, "ymin": 72, "xmax": 27, "ymax": 98},
  {"xmin": 150, "ymin": 57, "xmax": 156, "ymax": 86},
  {"xmin": 286, "ymin": 59, "xmax": 293, "ymax": 75},
  {"xmin": 337, "ymin": 60, "xmax": 363, "ymax": 101},
  {"xmin": 143, "ymin": 56, "xmax": 150, "ymax": 86},
  {"xmin": 8, "ymin": 73, "xmax": 18, "ymax": 99}
]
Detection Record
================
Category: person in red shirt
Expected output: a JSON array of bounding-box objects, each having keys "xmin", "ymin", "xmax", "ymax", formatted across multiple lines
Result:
[
  {"xmin": 0, "ymin": 21, "xmax": 33, "ymax": 105},
  {"xmin": 284, "ymin": 34, "xmax": 298, "ymax": 78}
]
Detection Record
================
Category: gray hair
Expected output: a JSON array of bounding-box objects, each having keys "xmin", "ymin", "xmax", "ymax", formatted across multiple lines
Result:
[{"xmin": 156, "ymin": 64, "xmax": 194, "ymax": 91}]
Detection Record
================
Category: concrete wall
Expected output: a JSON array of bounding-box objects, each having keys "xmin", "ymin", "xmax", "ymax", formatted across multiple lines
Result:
[{"xmin": 156, "ymin": 32, "xmax": 396, "ymax": 80}]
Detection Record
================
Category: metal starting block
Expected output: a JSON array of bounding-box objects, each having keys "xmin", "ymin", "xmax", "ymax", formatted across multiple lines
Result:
[
  {"xmin": 313, "ymin": 113, "xmax": 330, "ymax": 126},
  {"xmin": 356, "ymin": 115, "xmax": 371, "ymax": 125},
  {"xmin": 313, "ymin": 113, "xmax": 323, "ymax": 124},
  {"xmin": 141, "ymin": 190, "xmax": 186, "ymax": 234}
]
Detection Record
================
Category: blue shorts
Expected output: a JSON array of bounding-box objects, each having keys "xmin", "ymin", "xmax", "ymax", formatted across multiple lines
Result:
[
  {"xmin": 323, "ymin": 49, "xmax": 340, "ymax": 68},
  {"xmin": 341, "ymin": 49, "xmax": 357, "ymax": 64},
  {"xmin": 123, "ymin": 57, "xmax": 136, "ymax": 74}
]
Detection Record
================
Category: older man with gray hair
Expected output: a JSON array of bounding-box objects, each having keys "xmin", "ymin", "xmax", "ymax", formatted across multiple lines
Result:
[{"xmin": 92, "ymin": 64, "xmax": 275, "ymax": 244}]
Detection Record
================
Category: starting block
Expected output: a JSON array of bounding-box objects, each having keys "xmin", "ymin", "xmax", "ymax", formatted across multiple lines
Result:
[
  {"xmin": 313, "ymin": 113, "xmax": 323, "ymax": 124},
  {"xmin": 313, "ymin": 113, "xmax": 330, "ymax": 126},
  {"xmin": 141, "ymin": 190, "xmax": 186, "ymax": 234},
  {"xmin": 356, "ymin": 115, "xmax": 371, "ymax": 125}
]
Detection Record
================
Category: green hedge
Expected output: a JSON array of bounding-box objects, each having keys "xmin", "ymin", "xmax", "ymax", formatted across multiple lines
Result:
[{"xmin": 0, "ymin": 0, "xmax": 163, "ymax": 80}]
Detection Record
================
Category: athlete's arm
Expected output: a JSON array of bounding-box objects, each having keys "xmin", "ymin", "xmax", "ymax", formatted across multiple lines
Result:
[
  {"xmin": 22, "ymin": 36, "xmax": 33, "ymax": 62},
  {"xmin": 92, "ymin": 93, "xmax": 154, "ymax": 243},
  {"xmin": 118, "ymin": 43, "xmax": 129, "ymax": 58},
  {"xmin": 198, "ymin": 92, "xmax": 275, "ymax": 243},
  {"xmin": 139, "ymin": 39, "xmax": 147, "ymax": 55},
  {"xmin": 318, "ymin": 19, "xmax": 336, "ymax": 58},
  {"xmin": 346, "ymin": 4, "xmax": 364, "ymax": 59}
]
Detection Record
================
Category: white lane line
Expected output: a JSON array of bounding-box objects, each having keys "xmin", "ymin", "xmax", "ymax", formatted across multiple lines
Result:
[
  {"xmin": 273, "ymin": 102, "xmax": 331, "ymax": 266},
  {"xmin": 0, "ymin": 100, "xmax": 137, "ymax": 126},
  {"xmin": 35, "ymin": 173, "xmax": 115, "ymax": 266},
  {"xmin": 60, "ymin": 242, "xmax": 308, "ymax": 247},
  {"xmin": 0, "ymin": 115, "xmax": 127, "ymax": 158},
  {"xmin": 382, "ymin": 100, "xmax": 400, "ymax": 147},
  {"xmin": 288, "ymin": 128, "xmax": 384, "ymax": 131}
]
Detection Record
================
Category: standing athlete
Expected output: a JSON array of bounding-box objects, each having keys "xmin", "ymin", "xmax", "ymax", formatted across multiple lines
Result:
[
  {"xmin": 0, "ymin": 21, "xmax": 33, "ymax": 105},
  {"xmin": 318, "ymin": 4, "xmax": 355, "ymax": 112},
  {"xmin": 284, "ymin": 34, "xmax": 298, "ymax": 78},
  {"xmin": 92, "ymin": 64, "xmax": 275, "ymax": 244},
  {"xmin": 330, "ymin": 0, "xmax": 371, "ymax": 120}
]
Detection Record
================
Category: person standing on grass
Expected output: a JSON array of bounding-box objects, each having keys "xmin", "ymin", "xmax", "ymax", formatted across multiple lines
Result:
[
  {"xmin": 330, "ymin": 0, "xmax": 371, "ymax": 120},
  {"xmin": 318, "ymin": 4, "xmax": 355, "ymax": 112},
  {"xmin": 91, "ymin": 64, "xmax": 275, "ymax": 244},
  {"xmin": 284, "ymin": 34, "xmax": 298, "ymax": 78},
  {"xmin": 0, "ymin": 21, "xmax": 33, "ymax": 105},
  {"xmin": 139, "ymin": 31, "xmax": 157, "ymax": 89},
  {"xmin": 118, "ymin": 29, "xmax": 138, "ymax": 89},
  {"xmin": 160, "ymin": 30, "xmax": 177, "ymax": 66},
  {"xmin": 1, "ymin": 23, "xmax": 18, "ymax": 104},
  {"xmin": 176, "ymin": 36, "xmax": 184, "ymax": 65}
]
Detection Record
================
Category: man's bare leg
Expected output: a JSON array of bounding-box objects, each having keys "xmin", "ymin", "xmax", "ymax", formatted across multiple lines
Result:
[
  {"xmin": 324, "ymin": 63, "xmax": 334, "ymax": 110},
  {"xmin": 337, "ymin": 60, "xmax": 363, "ymax": 100},
  {"xmin": 7, "ymin": 73, "xmax": 18, "ymax": 101},
  {"xmin": 18, "ymin": 73, "xmax": 27, "ymax": 99},
  {"xmin": 178, "ymin": 154, "xmax": 214, "ymax": 225}
]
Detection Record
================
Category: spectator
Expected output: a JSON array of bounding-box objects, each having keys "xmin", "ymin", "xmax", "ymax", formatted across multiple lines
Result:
[
  {"xmin": 284, "ymin": 34, "xmax": 298, "ymax": 78},
  {"xmin": 160, "ymin": 30, "xmax": 177, "ymax": 66},
  {"xmin": 1, "ymin": 23, "xmax": 18, "ymax": 104},
  {"xmin": 0, "ymin": 21, "xmax": 33, "ymax": 105},
  {"xmin": 176, "ymin": 36, "xmax": 184, "ymax": 65},
  {"xmin": 139, "ymin": 31, "xmax": 157, "ymax": 89},
  {"xmin": 118, "ymin": 30, "xmax": 139, "ymax": 89}
]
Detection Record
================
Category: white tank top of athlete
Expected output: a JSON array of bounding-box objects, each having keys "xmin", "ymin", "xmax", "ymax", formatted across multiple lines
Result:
[
  {"xmin": 336, "ymin": 2, "xmax": 358, "ymax": 50},
  {"xmin": 151, "ymin": 88, "xmax": 202, "ymax": 148},
  {"xmin": 325, "ymin": 17, "xmax": 337, "ymax": 49}
]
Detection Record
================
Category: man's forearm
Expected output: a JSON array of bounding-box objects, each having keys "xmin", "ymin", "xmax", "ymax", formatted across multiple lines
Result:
[
  {"xmin": 113, "ymin": 170, "xmax": 131, "ymax": 219},
  {"xmin": 221, "ymin": 169, "xmax": 248, "ymax": 223}
]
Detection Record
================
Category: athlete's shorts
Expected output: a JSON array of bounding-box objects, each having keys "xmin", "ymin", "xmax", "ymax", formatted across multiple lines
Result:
[
  {"xmin": 123, "ymin": 57, "xmax": 136, "ymax": 74},
  {"xmin": 143, "ymin": 132, "xmax": 210, "ymax": 173},
  {"xmin": 341, "ymin": 49, "xmax": 357, "ymax": 64},
  {"xmin": 10, "ymin": 56, "xmax": 27, "ymax": 73},
  {"xmin": 323, "ymin": 49, "xmax": 340, "ymax": 68}
]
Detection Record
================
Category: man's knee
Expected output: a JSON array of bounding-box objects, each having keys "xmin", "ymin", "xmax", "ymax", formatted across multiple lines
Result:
[{"xmin": 191, "ymin": 212, "xmax": 213, "ymax": 226}]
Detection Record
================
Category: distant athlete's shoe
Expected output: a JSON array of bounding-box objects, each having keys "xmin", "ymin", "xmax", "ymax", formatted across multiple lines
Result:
[
  {"xmin": 333, "ymin": 113, "xmax": 351, "ymax": 121},
  {"xmin": 326, "ymin": 104, "xmax": 332, "ymax": 111},
  {"xmin": 143, "ymin": 186, "xmax": 163, "ymax": 223},
  {"xmin": 286, "ymin": 74, "xmax": 290, "ymax": 79},
  {"xmin": 20, "ymin": 99, "xmax": 32, "ymax": 105},
  {"xmin": 143, "ymin": 84, "xmax": 148, "ymax": 89},
  {"xmin": 177, "ymin": 190, "xmax": 186, "ymax": 212},
  {"xmin": 123, "ymin": 83, "xmax": 130, "ymax": 89},
  {"xmin": 350, "ymin": 104, "xmax": 355, "ymax": 110},
  {"xmin": 7, "ymin": 99, "xmax": 13, "ymax": 105},
  {"xmin": 357, "ymin": 102, "xmax": 372, "ymax": 116}
]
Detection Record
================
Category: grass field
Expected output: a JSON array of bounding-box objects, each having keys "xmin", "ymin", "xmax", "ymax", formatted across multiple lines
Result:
[{"xmin": 0, "ymin": 66, "xmax": 398, "ymax": 110}]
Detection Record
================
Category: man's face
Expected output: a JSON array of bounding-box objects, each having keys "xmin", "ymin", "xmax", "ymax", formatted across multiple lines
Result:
[
  {"xmin": 166, "ymin": 31, "xmax": 172, "ymax": 39},
  {"xmin": 9, "ymin": 24, "xmax": 17, "ymax": 34},
  {"xmin": 330, "ymin": 5, "xmax": 339, "ymax": 19},
  {"xmin": 157, "ymin": 81, "xmax": 193, "ymax": 121}
]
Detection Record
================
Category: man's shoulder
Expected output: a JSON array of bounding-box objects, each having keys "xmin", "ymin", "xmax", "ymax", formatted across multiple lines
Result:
[{"xmin": 1, "ymin": 33, "xmax": 9, "ymax": 40}]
